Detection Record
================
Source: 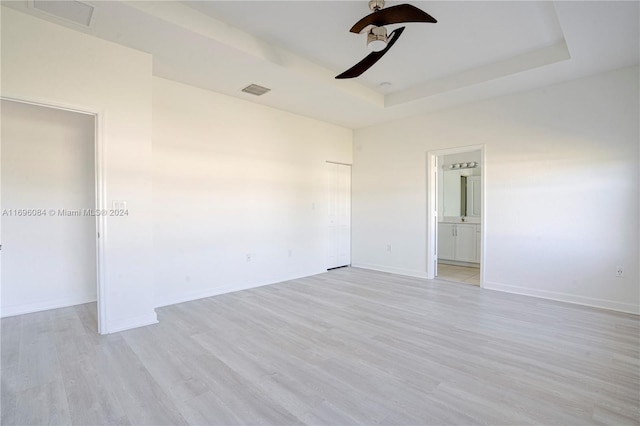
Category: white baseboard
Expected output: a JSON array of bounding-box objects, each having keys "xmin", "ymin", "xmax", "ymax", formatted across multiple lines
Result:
[
  {"xmin": 484, "ymin": 281, "xmax": 639, "ymax": 315},
  {"xmin": 346, "ymin": 266, "xmax": 638, "ymax": 315},
  {"xmin": 106, "ymin": 312, "xmax": 158, "ymax": 334},
  {"xmin": 155, "ymin": 282, "xmax": 270, "ymax": 308},
  {"xmin": 0, "ymin": 295, "xmax": 97, "ymax": 318},
  {"xmin": 155, "ymin": 269, "xmax": 638, "ymax": 320},
  {"xmin": 351, "ymin": 263, "xmax": 428, "ymax": 279},
  {"xmin": 155, "ymin": 270, "xmax": 326, "ymax": 309},
  {"xmin": 438, "ymin": 259, "xmax": 480, "ymax": 268}
]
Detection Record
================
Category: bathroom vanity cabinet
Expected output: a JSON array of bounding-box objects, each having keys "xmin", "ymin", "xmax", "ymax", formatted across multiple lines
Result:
[{"xmin": 438, "ymin": 222, "xmax": 480, "ymax": 263}]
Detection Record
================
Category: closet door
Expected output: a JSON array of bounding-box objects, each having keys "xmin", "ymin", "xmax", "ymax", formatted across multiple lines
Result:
[{"xmin": 328, "ymin": 163, "xmax": 351, "ymax": 269}]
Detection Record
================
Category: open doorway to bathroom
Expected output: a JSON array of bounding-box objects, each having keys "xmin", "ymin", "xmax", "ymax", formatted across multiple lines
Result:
[{"xmin": 427, "ymin": 146, "xmax": 484, "ymax": 287}]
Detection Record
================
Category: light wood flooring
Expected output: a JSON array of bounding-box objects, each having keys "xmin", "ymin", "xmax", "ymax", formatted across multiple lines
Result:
[
  {"xmin": 436, "ymin": 263, "xmax": 480, "ymax": 286},
  {"xmin": 1, "ymin": 267, "xmax": 639, "ymax": 425}
]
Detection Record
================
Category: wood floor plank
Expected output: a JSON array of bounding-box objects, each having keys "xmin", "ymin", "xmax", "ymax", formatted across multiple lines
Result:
[
  {"xmin": 96, "ymin": 339, "xmax": 189, "ymax": 425},
  {"xmin": 0, "ymin": 316, "xmax": 21, "ymax": 371},
  {"xmin": 179, "ymin": 390, "xmax": 246, "ymax": 425},
  {"xmin": 17, "ymin": 311, "xmax": 63, "ymax": 393},
  {"xmin": 0, "ymin": 369, "xmax": 19, "ymax": 425},
  {"xmin": 8, "ymin": 380, "xmax": 71, "ymax": 425},
  {"xmin": 52, "ymin": 308, "xmax": 131, "ymax": 425},
  {"xmin": 1, "ymin": 267, "xmax": 638, "ymax": 425}
]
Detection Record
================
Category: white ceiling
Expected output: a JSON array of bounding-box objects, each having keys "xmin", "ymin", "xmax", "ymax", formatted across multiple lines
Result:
[
  {"xmin": 3, "ymin": 1, "xmax": 639, "ymax": 128},
  {"xmin": 185, "ymin": 1, "xmax": 566, "ymax": 93}
]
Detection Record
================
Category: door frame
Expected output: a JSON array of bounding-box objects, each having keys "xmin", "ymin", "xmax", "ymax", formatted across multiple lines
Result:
[
  {"xmin": 426, "ymin": 144, "xmax": 485, "ymax": 287},
  {"xmin": 0, "ymin": 96, "xmax": 107, "ymax": 334}
]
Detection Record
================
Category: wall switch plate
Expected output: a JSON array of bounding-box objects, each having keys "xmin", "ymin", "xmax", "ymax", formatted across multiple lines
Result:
[
  {"xmin": 387, "ymin": 244, "xmax": 392, "ymax": 252},
  {"xmin": 246, "ymin": 254, "xmax": 253, "ymax": 262},
  {"xmin": 112, "ymin": 200, "xmax": 127, "ymax": 210}
]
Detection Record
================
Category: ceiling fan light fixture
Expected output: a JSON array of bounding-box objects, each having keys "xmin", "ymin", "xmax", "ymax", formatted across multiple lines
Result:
[{"xmin": 367, "ymin": 26, "xmax": 388, "ymax": 52}]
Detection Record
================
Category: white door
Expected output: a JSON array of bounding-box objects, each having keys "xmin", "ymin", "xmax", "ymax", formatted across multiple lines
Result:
[
  {"xmin": 1, "ymin": 100, "xmax": 97, "ymax": 316},
  {"xmin": 327, "ymin": 163, "xmax": 351, "ymax": 269}
]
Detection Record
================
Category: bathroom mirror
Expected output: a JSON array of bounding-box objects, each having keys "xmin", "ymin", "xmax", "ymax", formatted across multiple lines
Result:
[
  {"xmin": 442, "ymin": 170, "xmax": 480, "ymax": 217},
  {"xmin": 442, "ymin": 170, "xmax": 464, "ymax": 217}
]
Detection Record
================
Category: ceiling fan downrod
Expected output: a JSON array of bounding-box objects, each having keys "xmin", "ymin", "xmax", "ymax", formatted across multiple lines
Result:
[
  {"xmin": 369, "ymin": 0, "xmax": 385, "ymax": 11},
  {"xmin": 367, "ymin": 1, "xmax": 387, "ymax": 51}
]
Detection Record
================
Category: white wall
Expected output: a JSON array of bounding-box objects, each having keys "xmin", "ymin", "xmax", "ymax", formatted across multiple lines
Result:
[
  {"xmin": 353, "ymin": 66, "xmax": 639, "ymax": 314},
  {"xmin": 152, "ymin": 77, "xmax": 352, "ymax": 307},
  {"xmin": 1, "ymin": 7, "xmax": 157, "ymax": 332},
  {"xmin": 1, "ymin": 7, "xmax": 352, "ymax": 330},
  {"xmin": 1, "ymin": 100, "xmax": 96, "ymax": 315}
]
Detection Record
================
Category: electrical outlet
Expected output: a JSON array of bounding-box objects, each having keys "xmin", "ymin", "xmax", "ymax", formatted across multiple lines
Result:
[
  {"xmin": 616, "ymin": 266, "xmax": 624, "ymax": 277},
  {"xmin": 246, "ymin": 254, "xmax": 253, "ymax": 262}
]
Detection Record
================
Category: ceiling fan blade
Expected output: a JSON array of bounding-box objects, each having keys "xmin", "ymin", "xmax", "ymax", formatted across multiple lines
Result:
[
  {"xmin": 336, "ymin": 27, "xmax": 405, "ymax": 79},
  {"xmin": 350, "ymin": 4, "xmax": 436, "ymax": 34}
]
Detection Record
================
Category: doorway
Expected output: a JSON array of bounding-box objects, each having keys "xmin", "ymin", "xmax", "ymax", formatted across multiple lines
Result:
[
  {"xmin": 427, "ymin": 146, "xmax": 484, "ymax": 286},
  {"xmin": 327, "ymin": 161, "xmax": 351, "ymax": 270},
  {"xmin": 0, "ymin": 99, "xmax": 103, "ymax": 332}
]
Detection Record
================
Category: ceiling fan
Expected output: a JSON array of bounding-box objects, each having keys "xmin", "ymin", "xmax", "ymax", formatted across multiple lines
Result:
[{"xmin": 336, "ymin": 0, "xmax": 437, "ymax": 79}]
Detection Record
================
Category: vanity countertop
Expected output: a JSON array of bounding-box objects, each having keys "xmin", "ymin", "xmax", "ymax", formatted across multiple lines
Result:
[{"xmin": 439, "ymin": 217, "xmax": 481, "ymax": 224}]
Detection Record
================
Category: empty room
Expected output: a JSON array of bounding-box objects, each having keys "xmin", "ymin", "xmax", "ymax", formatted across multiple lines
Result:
[{"xmin": 1, "ymin": 1, "xmax": 638, "ymax": 425}]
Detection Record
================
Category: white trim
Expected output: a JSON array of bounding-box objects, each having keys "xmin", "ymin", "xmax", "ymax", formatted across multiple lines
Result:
[
  {"xmin": 156, "ymin": 282, "xmax": 273, "ymax": 308},
  {"xmin": 325, "ymin": 160, "xmax": 353, "ymax": 166},
  {"xmin": 93, "ymin": 112, "xmax": 108, "ymax": 335},
  {"xmin": 438, "ymin": 259, "xmax": 480, "ymax": 268},
  {"xmin": 426, "ymin": 153, "xmax": 438, "ymax": 279},
  {"xmin": 0, "ymin": 296, "xmax": 97, "ymax": 318},
  {"xmin": 479, "ymin": 147, "xmax": 486, "ymax": 287},
  {"xmin": 0, "ymin": 95, "xmax": 96, "ymax": 117},
  {"xmin": 155, "ymin": 271, "xmax": 326, "ymax": 309},
  {"xmin": 0, "ymin": 95, "xmax": 108, "ymax": 334},
  {"xmin": 427, "ymin": 144, "xmax": 485, "ymax": 157},
  {"xmin": 426, "ymin": 144, "xmax": 485, "ymax": 286},
  {"xmin": 106, "ymin": 312, "xmax": 158, "ymax": 334},
  {"xmin": 484, "ymin": 281, "xmax": 640, "ymax": 315},
  {"xmin": 351, "ymin": 263, "xmax": 428, "ymax": 279}
]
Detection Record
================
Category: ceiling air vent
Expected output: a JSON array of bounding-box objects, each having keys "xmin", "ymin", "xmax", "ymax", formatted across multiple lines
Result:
[
  {"xmin": 241, "ymin": 84, "xmax": 271, "ymax": 96},
  {"xmin": 29, "ymin": 0, "xmax": 95, "ymax": 27}
]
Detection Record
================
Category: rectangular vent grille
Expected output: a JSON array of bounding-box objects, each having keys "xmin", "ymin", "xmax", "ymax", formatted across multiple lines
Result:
[
  {"xmin": 241, "ymin": 84, "xmax": 271, "ymax": 96},
  {"xmin": 30, "ymin": 0, "xmax": 95, "ymax": 27}
]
